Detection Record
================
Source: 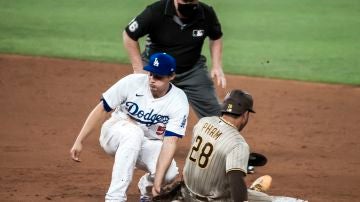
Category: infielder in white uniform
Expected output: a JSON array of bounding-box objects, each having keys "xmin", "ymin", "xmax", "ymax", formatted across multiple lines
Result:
[
  {"xmin": 182, "ymin": 89, "xmax": 307, "ymax": 202},
  {"xmin": 70, "ymin": 52, "xmax": 189, "ymax": 202}
]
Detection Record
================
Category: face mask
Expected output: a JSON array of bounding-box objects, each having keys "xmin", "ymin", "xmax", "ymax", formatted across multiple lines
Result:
[{"xmin": 178, "ymin": 3, "xmax": 199, "ymax": 19}]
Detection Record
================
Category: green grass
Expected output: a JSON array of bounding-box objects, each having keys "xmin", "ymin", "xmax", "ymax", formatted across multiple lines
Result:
[
  {"xmin": 215, "ymin": 0, "xmax": 360, "ymax": 84},
  {"xmin": 0, "ymin": 0, "xmax": 359, "ymax": 85},
  {"xmin": 0, "ymin": 0, "xmax": 143, "ymax": 61}
]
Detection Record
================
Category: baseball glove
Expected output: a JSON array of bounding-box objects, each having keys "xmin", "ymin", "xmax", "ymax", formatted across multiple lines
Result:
[
  {"xmin": 152, "ymin": 181, "xmax": 184, "ymax": 202},
  {"xmin": 248, "ymin": 152, "xmax": 267, "ymax": 167},
  {"xmin": 249, "ymin": 175, "xmax": 272, "ymax": 192}
]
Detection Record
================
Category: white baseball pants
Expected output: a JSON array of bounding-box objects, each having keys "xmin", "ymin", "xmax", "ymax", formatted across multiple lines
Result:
[
  {"xmin": 248, "ymin": 189, "xmax": 308, "ymax": 202},
  {"xmin": 99, "ymin": 117, "xmax": 178, "ymax": 202}
]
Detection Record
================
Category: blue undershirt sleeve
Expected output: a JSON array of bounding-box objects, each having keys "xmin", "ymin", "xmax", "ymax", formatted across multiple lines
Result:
[
  {"xmin": 164, "ymin": 130, "xmax": 183, "ymax": 138},
  {"xmin": 101, "ymin": 98, "xmax": 113, "ymax": 112}
]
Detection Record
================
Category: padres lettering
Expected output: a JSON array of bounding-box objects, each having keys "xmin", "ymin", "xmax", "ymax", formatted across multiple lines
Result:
[{"xmin": 125, "ymin": 102, "xmax": 169, "ymax": 125}]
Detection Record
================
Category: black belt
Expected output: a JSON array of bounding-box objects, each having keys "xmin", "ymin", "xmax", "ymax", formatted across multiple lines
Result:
[
  {"xmin": 194, "ymin": 195, "xmax": 210, "ymax": 201},
  {"xmin": 187, "ymin": 190, "xmax": 210, "ymax": 201}
]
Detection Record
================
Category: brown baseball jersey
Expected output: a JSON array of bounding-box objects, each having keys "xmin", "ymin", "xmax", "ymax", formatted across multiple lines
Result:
[{"xmin": 183, "ymin": 116, "xmax": 250, "ymax": 201}]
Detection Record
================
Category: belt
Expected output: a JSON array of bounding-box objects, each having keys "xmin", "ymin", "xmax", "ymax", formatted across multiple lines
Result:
[
  {"xmin": 189, "ymin": 193, "xmax": 210, "ymax": 201},
  {"xmin": 186, "ymin": 189, "xmax": 230, "ymax": 202},
  {"xmin": 186, "ymin": 188, "xmax": 211, "ymax": 202}
]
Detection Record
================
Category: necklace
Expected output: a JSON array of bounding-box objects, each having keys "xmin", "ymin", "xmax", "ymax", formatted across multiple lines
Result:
[{"xmin": 219, "ymin": 117, "xmax": 237, "ymax": 129}]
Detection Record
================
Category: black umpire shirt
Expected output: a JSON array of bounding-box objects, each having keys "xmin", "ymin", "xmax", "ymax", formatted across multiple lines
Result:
[{"xmin": 125, "ymin": 0, "xmax": 223, "ymax": 74}]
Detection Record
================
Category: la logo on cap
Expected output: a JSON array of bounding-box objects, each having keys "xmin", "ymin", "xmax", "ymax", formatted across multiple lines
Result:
[{"xmin": 153, "ymin": 58, "xmax": 159, "ymax": 67}]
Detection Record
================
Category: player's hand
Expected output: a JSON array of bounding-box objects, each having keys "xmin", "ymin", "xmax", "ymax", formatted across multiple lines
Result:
[
  {"xmin": 70, "ymin": 141, "xmax": 83, "ymax": 162},
  {"xmin": 133, "ymin": 66, "xmax": 147, "ymax": 74},
  {"xmin": 152, "ymin": 185, "xmax": 161, "ymax": 197},
  {"xmin": 211, "ymin": 67, "xmax": 227, "ymax": 88},
  {"xmin": 133, "ymin": 70, "xmax": 148, "ymax": 74}
]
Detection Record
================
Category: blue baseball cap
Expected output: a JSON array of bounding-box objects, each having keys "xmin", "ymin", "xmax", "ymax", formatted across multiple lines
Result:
[{"xmin": 144, "ymin": 53, "xmax": 176, "ymax": 76}]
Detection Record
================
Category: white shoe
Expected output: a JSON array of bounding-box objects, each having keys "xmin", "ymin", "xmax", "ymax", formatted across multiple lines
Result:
[
  {"xmin": 272, "ymin": 196, "xmax": 308, "ymax": 202},
  {"xmin": 139, "ymin": 196, "xmax": 151, "ymax": 202}
]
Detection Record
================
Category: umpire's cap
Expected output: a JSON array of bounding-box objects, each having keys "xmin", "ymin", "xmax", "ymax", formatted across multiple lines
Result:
[
  {"xmin": 221, "ymin": 89, "xmax": 256, "ymax": 115},
  {"xmin": 144, "ymin": 53, "xmax": 176, "ymax": 76}
]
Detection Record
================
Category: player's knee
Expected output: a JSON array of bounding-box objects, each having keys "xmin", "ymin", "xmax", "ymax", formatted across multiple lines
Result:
[
  {"xmin": 99, "ymin": 127, "xmax": 119, "ymax": 155},
  {"xmin": 100, "ymin": 120, "xmax": 144, "ymax": 155},
  {"xmin": 119, "ymin": 122, "xmax": 144, "ymax": 148}
]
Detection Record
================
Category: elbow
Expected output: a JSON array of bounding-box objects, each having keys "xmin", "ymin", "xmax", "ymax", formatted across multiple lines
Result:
[
  {"xmin": 122, "ymin": 30, "xmax": 129, "ymax": 41},
  {"xmin": 123, "ymin": 31, "xmax": 137, "ymax": 43}
]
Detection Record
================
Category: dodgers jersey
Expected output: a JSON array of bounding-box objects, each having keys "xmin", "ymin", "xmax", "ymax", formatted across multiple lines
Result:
[
  {"xmin": 183, "ymin": 116, "xmax": 250, "ymax": 200},
  {"xmin": 102, "ymin": 74, "xmax": 189, "ymax": 140}
]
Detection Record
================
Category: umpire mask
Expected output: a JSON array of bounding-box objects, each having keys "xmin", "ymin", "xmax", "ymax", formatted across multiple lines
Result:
[{"xmin": 178, "ymin": 3, "xmax": 199, "ymax": 19}]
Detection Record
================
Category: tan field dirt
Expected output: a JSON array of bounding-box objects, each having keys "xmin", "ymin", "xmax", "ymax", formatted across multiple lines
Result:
[{"xmin": 1, "ymin": 54, "xmax": 359, "ymax": 202}]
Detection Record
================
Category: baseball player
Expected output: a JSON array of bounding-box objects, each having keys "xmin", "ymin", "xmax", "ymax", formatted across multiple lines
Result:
[
  {"xmin": 70, "ymin": 52, "xmax": 189, "ymax": 202},
  {"xmin": 181, "ymin": 89, "xmax": 307, "ymax": 202}
]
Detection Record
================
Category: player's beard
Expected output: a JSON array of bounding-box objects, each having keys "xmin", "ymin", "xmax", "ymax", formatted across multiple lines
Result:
[
  {"xmin": 238, "ymin": 123, "xmax": 246, "ymax": 131},
  {"xmin": 238, "ymin": 113, "xmax": 249, "ymax": 131}
]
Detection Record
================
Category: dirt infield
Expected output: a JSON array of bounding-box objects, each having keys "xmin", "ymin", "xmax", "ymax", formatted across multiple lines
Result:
[{"xmin": 1, "ymin": 54, "xmax": 359, "ymax": 202}]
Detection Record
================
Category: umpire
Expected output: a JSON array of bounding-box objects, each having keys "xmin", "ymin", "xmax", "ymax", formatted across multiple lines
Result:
[{"xmin": 123, "ymin": 0, "xmax": 226, "ymax": 118}]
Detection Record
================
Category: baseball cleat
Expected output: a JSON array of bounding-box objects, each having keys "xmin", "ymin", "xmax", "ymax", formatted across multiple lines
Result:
[
  {"xmin": 272, "ymin": 196, "xmax": 308, "ymax": 202},
  {"xmin": 249, "ymin": 175, "xmax": 272, "ymax": 192},
  {"xmin": 247, "ymin": 165, "xmax": 255, "ymax": 174},
  {"xmin": 139, "ymin": 196, "xmax": 151, "ymax": 202}
]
